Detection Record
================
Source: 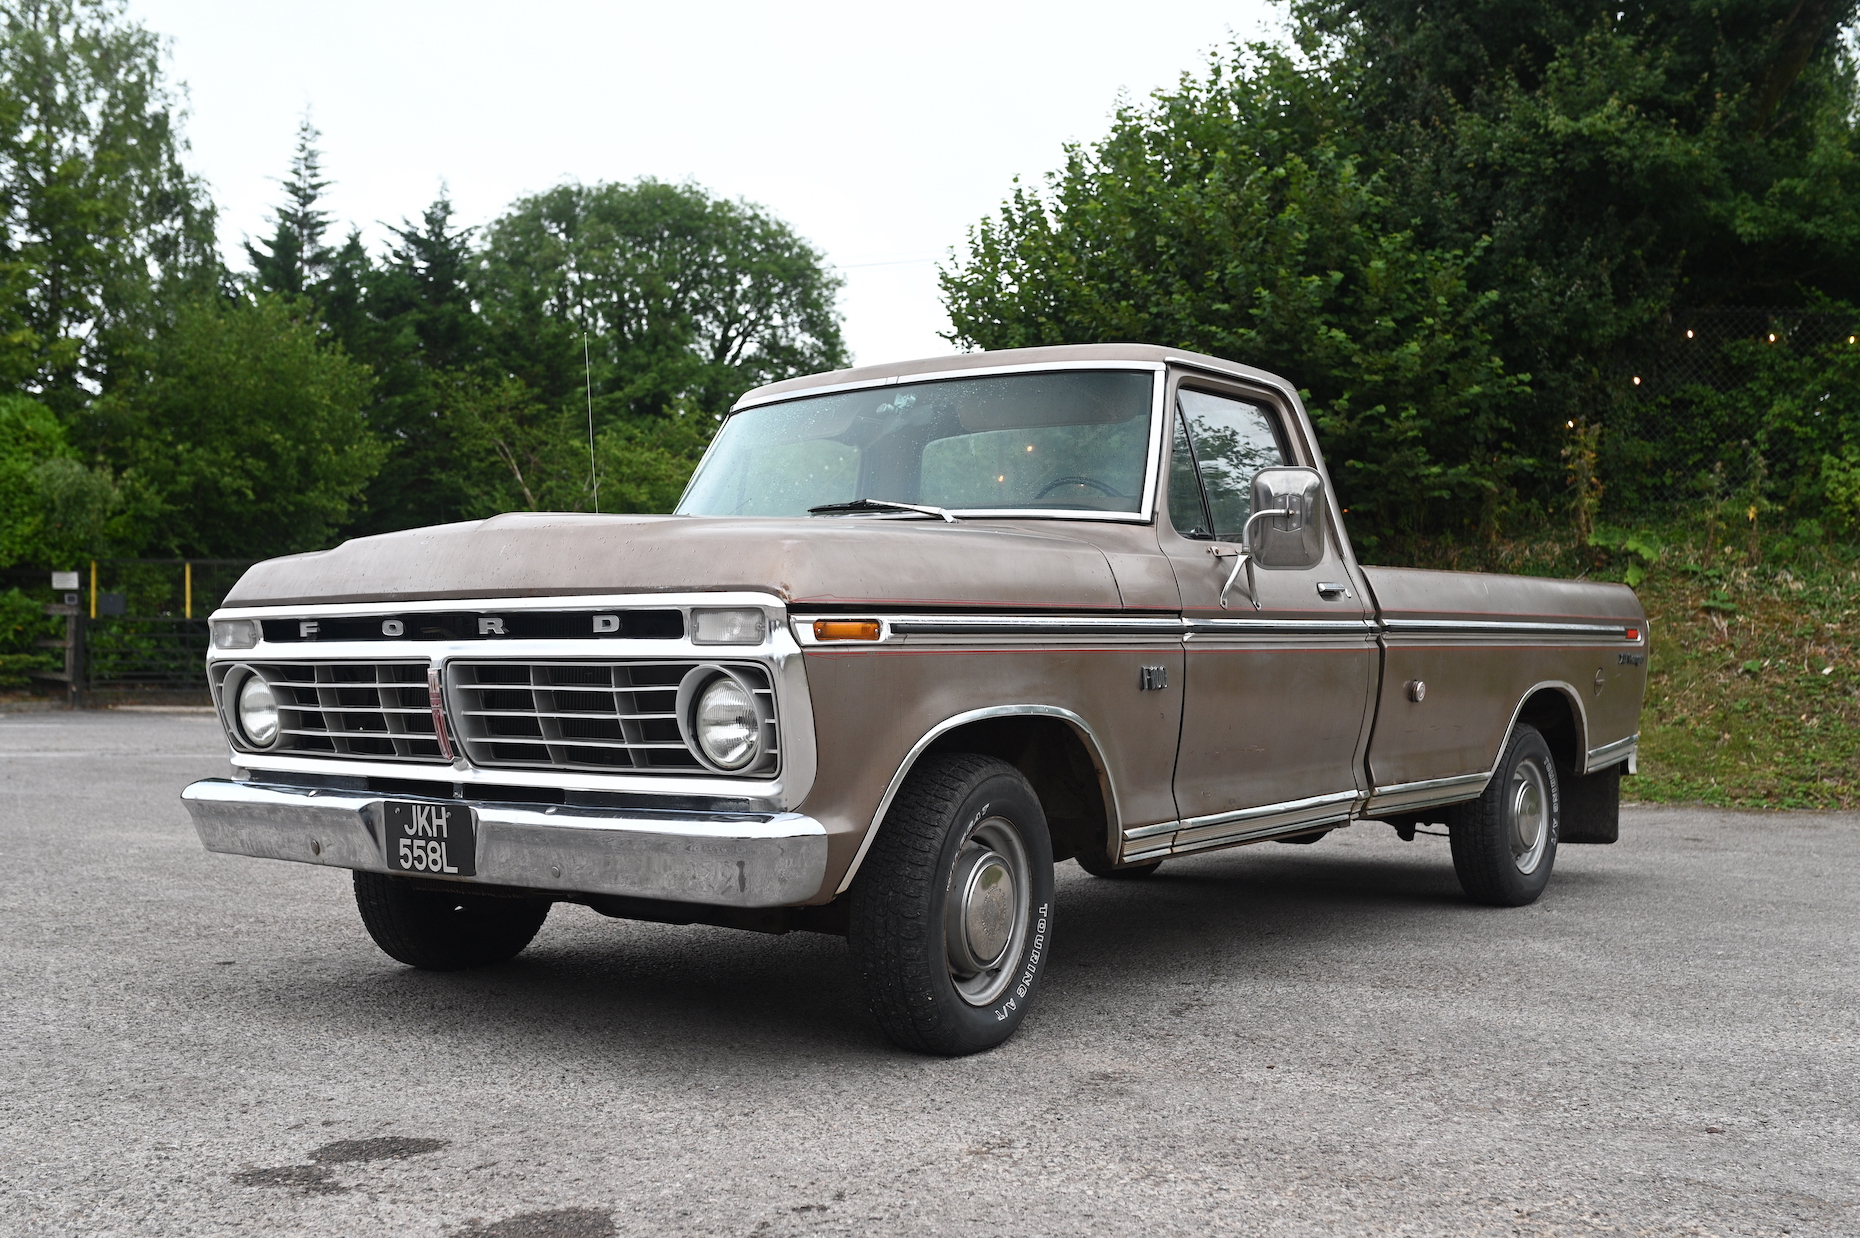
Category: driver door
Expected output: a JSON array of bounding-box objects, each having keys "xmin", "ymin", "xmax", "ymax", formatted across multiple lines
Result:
[{"xmin": 1159, "ymin": 383, "xmax": 1377, "ymax": 852}]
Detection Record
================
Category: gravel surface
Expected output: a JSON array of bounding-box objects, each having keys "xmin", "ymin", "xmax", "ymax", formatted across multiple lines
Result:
[{"xmin": 2, "ymin": 710, "xmax": 1855, "ymax": 1237}]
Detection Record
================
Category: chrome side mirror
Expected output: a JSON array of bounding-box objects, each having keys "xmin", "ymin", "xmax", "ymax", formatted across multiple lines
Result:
[
  {"xmin": 1246, "ymin": 467, "xmax": 1325, "ymax": 568},
  {"xmin": 1218, "ymin": 466, "xmax": 1328, "ymax": 610}
]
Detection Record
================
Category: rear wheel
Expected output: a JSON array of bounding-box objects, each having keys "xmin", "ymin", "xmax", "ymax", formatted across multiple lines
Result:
[
  {"xmin": 848, "ymin": 754, "xmax": 1055, "ymax": 1055},
  {"xmin": 353, "ymin": 872, "xmax": 552, "ymax": 970},
  {"xmin": 1447, "ymin": 724, "xmax": 1560, "ymax": 907}
]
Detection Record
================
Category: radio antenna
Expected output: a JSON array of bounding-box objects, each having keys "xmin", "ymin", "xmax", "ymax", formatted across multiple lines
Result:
[{"xmin": 584, "ymin": 331, "xmax": 599, "ymax": 513}]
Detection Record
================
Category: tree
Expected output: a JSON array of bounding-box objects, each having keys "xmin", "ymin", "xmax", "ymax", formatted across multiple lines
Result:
[
  {"xmin": 0, "ymin": 0, "xmax": 217, "ymax": 408},
  {"xmin": 0, "ymin": 392, "xmax": 137, "ymax": 566},
  {"xmin": 93, "ymin": 294, "xmax": 383, "ymax": 558},
  {"xmin": 475, "ymin": 179, "xmax": 847, "ymax": 424},
  {"xmin": 1291, "ymin": 0, "xmax": 1860, "ymax": 428},
  {"xmin": 244, "ymin": 114, "xmax": 334, "ymax": 300},
  {"xmin": 339, "ymin": 189, "xmax": 488, "ymax": 533},
  {"xmin": 942, "ymin": 48, "xmax": 1527, "ymax": 539},
  {"xmin": 943, "ymin": 1, "xmax": 1860, "ymax": 541}
]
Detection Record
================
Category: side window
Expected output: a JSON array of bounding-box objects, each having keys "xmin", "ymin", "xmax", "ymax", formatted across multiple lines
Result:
[
  {"xmin": 1177, "ymin": 389, "xmax": 1288, "ymax": 541},
  {"xmin": 1169, "ymin": 410, "xmax": 1213, "ymax": 538}
]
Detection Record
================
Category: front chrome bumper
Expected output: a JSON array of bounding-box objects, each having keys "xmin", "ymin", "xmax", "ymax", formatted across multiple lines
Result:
[{"xmin": 181, "ymin": 778, "xmax": 829, "ymax": 908}]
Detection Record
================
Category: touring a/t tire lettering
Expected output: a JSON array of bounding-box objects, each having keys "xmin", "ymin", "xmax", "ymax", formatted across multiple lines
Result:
[{"xmin": 182, "ymin": 343, "xmax": 1647, "ymax": 1055}]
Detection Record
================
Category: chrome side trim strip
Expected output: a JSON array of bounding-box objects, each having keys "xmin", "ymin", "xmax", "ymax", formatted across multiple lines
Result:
[
  {"xmin": 1187, "ymin": 618, "xmax": 1374, "ymax": 632},
  {"xmin": 1121, "ymin": 819, "xmax": 1179, "ymax": 841},
  {"xmin": 887, "ymin": 616, "xmax": 1184, "ymax": 637},
  {"xmin": 1170, "ymin": 789, "xmax": 1360, "ymax": 852},
  {"xmin": 1585, "ymin": 733, "xmax": 1639, "ymax": 775},
  {"xmin": 801, "ymin": 614, "xmax": 1379, "ymax": 642},
  {"xmin": 837, "ymin": 704, "xmax": 1127, "ymax": 896},
  {"xmin": 1171, "ymin": 815, "xmax": 1352, "ymax": 855},
  {"xmin": 181, "ymin": 779, "xmax": 830, "ymax": 907},
  {"xmin": 1383, "ymin": 619, "xmax": 1631, "ymax": 639},
  {"xmin": 1187, "ymin": 618, "xmax": 1377, "ymax": 640},
  {"xmin": 1363, "ymin": 772, "xmax": 1492, "ymax": 815},
  {"xmin": 1125, "ymin": 790, "xmax": 1363, "ymax": 857}
]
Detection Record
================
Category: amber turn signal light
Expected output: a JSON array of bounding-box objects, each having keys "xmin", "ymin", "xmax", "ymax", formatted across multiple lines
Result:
[{"xmin": 814, "ymin": 619, "xmax": 881, "ymax": 642}]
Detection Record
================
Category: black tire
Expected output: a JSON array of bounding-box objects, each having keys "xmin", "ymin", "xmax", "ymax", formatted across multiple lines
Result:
[
  {"xmin": 1076, "ymin": 852, "xmax": 1162, "ymax": 879},
  {"xmin": 848, "ymin": 754, "xmax": 1055, "ymax": 1056},
  {"xmin": 1447, "ymin": 723, "xmax": 1560, "ymax": 907},
  {"xmin": 352, "ymin": 872, "xmax": 552, "ymax": 970}
]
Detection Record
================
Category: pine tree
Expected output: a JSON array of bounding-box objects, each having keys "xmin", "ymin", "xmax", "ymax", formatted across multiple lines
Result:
[
  {"xmin": 379, "ymin": 189, "xmax": 478, "ymax": 369},
  {"xmin": 245, "ymin": 115, "xmax": 333, "ymax": 299},
  {"xmin": 339, "ymin": 189, "xmax": 486, "ymax": 535}
]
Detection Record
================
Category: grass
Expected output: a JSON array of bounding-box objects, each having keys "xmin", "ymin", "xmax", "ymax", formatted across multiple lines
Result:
[
  {"xmin": 1630, "ymin": 548, "xmax": 1858, "ymax": 809},
  {"xmin": 1386, "ymin": 525, "xmax": 1859, "ymax": 810}
]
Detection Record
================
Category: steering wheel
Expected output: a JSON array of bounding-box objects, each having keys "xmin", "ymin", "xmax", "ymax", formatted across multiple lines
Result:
[{"xmin": 1036, "ymin": 475, "xmax": 1120, "ymax": 499}]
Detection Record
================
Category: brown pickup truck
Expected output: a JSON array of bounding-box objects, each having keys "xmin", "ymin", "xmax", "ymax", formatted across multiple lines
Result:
[{"xmin": 182, "ymin": 344, "xmax": 1648, "ymax": 1055}]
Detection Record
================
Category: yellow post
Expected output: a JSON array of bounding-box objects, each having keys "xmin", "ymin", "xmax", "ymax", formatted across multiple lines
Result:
[
  {"xmin": 89, "ymin": 560, "xmax": 97, "ymax": 619},
  {"xmin": 184, "ymin": 561, "xmax": 193, "ymax": 619}
]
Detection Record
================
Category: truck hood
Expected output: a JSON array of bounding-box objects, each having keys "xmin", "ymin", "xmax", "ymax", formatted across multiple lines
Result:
[{"xmin": 222, "ymin": 513, "xmax": 1126, "ymax": 611}]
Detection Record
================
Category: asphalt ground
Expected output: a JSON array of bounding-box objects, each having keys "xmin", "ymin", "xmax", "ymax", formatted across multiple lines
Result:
[{"xmin": 1, "ymin": 709, "xmax": 1855, "ymax": 1238}]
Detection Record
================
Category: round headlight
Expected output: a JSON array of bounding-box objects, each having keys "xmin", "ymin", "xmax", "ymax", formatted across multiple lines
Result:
[
  {"xmin": 694, "ymin": 676, "xmax": 759, "ymax": 770},
  {"xmin": 235, "ymin": 671, "xmax": 280, "ymax": 748}
]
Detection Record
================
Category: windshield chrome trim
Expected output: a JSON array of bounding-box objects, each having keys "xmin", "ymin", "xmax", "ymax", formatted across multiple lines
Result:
[
  {"xmin": 690, "ymin": 361, "xmax": 1168, "ymax": 526},
  {"xmin": 728, "ymin": 359, "xmax": 1165, "ymax": 412}
]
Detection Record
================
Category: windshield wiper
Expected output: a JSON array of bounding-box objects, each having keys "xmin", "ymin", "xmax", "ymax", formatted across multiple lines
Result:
[{"xmin": 807, "ymin": 498, "xmax": 960, "ymax": 523}]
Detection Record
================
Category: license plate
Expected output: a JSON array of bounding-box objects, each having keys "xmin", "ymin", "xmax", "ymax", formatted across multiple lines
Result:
[{"xmin": 382, "ymin": 800, "xmax": 477, "ymax": 876}]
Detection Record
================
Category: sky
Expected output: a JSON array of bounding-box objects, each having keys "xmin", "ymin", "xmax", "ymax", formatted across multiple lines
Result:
[{"xmin": 129, "ymin": 0, "xmax": 1282, "ymax": 368}]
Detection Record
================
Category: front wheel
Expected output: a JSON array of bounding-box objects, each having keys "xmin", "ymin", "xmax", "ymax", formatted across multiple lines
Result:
[
  {"xmin": 353, "ymin": 872, "xmax": 552, "ymax": 970},
  {"xmin": 848, "ymin": 754, "xmax": 1055, "ymax": 1055},
  {"xmin": 1447, "ymin": 723, "xmax": 1560, "ymax": 906}
]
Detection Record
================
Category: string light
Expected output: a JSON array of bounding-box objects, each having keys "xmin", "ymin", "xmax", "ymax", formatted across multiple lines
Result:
[
  {"xmin": 1686, "ymin": 329, "xmax": 1695, "ymax": 338},
  {"xmin": 1632, "ymin": 376, "xmax": 1641, "ymax": 385}
]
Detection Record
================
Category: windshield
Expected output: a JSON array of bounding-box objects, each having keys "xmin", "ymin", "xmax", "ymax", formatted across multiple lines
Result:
[{"xmin": 676, "ymin": 369, "xmax": 1155, "ymax": 518}]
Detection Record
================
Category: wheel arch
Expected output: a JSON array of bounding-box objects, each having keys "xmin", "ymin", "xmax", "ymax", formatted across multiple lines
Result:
[
  {"xmin": 1506, "ymin": 681, "xmax": 1590, "ymax": 783},
  {"xmin": 834, "ymin": 705, "xmax": 1122, "ymax": 895}
]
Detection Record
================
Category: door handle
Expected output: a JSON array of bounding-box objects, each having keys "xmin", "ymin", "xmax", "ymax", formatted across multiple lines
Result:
[{"xmin": 1316, "ymin": 581, "xmax": 1351, "ymax": 600}]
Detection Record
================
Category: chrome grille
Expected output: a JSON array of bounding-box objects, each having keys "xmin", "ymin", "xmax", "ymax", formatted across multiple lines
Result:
[
  {"xmin": 445, "ymin": 660, "xmax": 777, "ymax": 775},
  {"xmin": 219, "ymin": 661, "xmax": 443, "ymax": 761}
]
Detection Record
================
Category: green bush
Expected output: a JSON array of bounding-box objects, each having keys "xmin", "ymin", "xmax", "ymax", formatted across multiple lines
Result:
[{"xmin": 0, "ymin": 588, "xmax": 58, "ymax": 688}]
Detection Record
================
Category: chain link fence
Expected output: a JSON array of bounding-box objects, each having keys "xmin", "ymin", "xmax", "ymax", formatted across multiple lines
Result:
[{"xmin": 1601, "ymin": 307, "xmax": 1858, "ymax": 516}]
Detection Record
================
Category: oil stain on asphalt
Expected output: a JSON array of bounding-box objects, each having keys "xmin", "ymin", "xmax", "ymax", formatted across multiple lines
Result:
[
  {"xmin": 232, "ymin": 1135, "xmax": 451, "ymax": 1194},
  {"xmin": 449, "ymin": 1208, "xmax": 617, "ymax": 1237}
]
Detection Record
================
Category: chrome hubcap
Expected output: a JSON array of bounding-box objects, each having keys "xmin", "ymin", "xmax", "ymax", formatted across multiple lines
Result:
[
  {"xmin": 944, "ymin": 816, "xmax": 1031, "ymax": 1007},
  {"xmin": 1508, "ymin": 759, "xmax": 1550, "ymax": 875}
]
